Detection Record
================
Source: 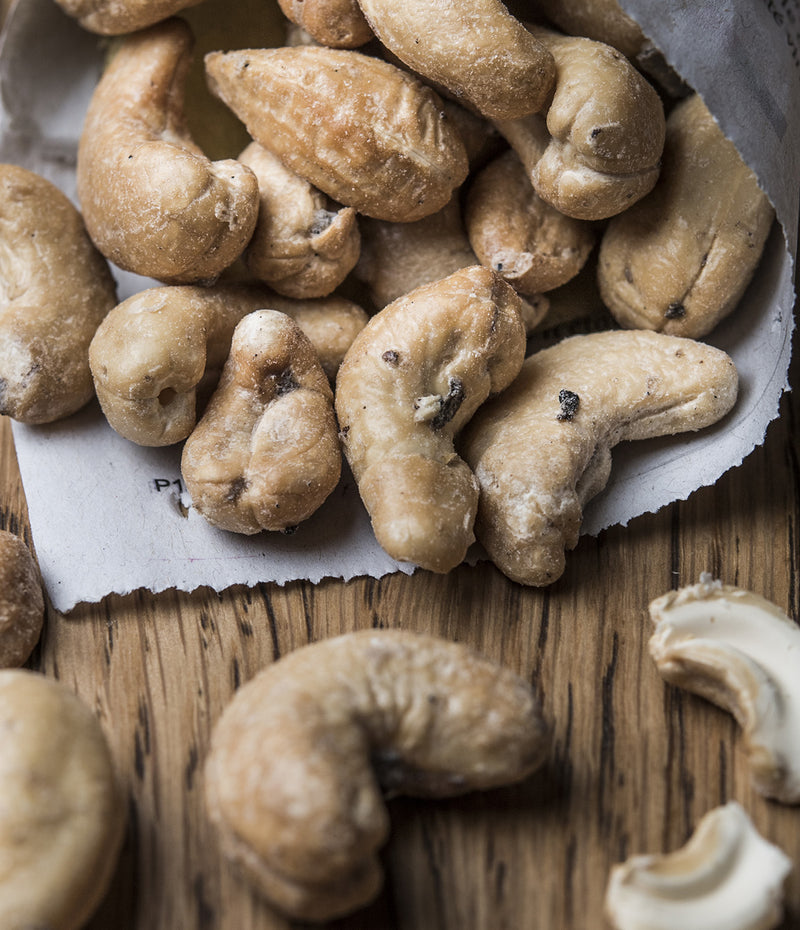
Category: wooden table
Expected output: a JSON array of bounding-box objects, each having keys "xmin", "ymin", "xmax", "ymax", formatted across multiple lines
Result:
[{"xmin": 2, "ymin": 5, "xmax": 800, "ymax": 929}]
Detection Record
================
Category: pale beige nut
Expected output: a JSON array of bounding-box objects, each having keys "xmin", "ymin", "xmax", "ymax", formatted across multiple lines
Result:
[
  {"xmin": 495, "ymin": 26, "xmax": 665, "ymax": 220},
  {"xmin": 531, "ymin": 0, "xmax": 646, "ymax": 59},
  {"xmin": 354, "ymin": 0, "xmax": 556, "ymax": 119},
  {"xmin": 238, "ymin": 141, "xmax": 361, "ymax": 299},
  {"xmin": 605, "ymin": 802, "xmax": 792, "ymax": 930},
  {"xmin": 77, "ymin": 19, "xmax": 259, "ymax": 285},
  {"xmin": 204, "ymin": 46, "xmax": 469, "ymax": 223},
  {"xmin": 0, "ymin": 668, "xmax": 126, "ymax": 930},
  {"xmin": 0, "ymin": 531, "xmax": 44, "ymax": 669},
  {"xmin": 336, "ymin": 265, "xmax": 526, "ymax": 573},
  {"xmin": 598, "ymin": 94, "xmax": 775, "ymax": 339},
  {"xmin": 460, "ymin": 330, "xmax": 738, "ymax": 586},
  {"xmin": 0, "ymin": 164, "xmax": 117, "ymax": 425},
  {"xmin": 277, "ymin": 0, "xmax": 373, "ymax": 47},
  {"xmin": 465, "ymin": 148, "xmax": 596, "ymax": 295},
  {"xmin": 205, "ymin": 629, "xmax": 550, "ymax": 921},
  {"xmin": 649, "ymin": 576, "xmax": 800, "ymax": 804},
  {"xmin": 182, "ymin": 309, "xmax": 341, "ymax": 533},
  {"xmin": 51, "ymin": 0, "xmax": 201, "ymax": 35}
]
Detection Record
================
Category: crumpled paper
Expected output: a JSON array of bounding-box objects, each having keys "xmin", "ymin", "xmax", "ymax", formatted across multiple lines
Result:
[{"xmin": 0, "ymin": 0, "xmax": 797, "ymax": 611}]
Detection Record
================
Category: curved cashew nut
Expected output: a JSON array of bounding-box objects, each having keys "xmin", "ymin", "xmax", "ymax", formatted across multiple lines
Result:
[
  {"xmin": 0, "ymin": 164, "xmax": 117, "ymax": 425},
  {"xmin": 0, "ymin": 530, "xmax": 44, "ymax": 669},
  {"xmin": 181, "ymin": 309, "xmax": 341, "ymax": 533},
  {"xmin": 277, "ymin": 0, "xmax": 373, "ymax": 48},
  {"xmin": 354, "ymin": 0, "xmax": 555, "ymax": 119},
  {"xmin": 598, "ymin": 94, "xmax": 775, "ymax": 339},
  {"xmin": 605, "ymin": 802, "xmax": 792, "ymax": 930},
  {"xmin": 238, "ymin": 141, "xmax": 361, "ymax": 299},
  {"xmin": 52, "ymin": 0, "xmax": 200, "ymax": 35},
  {"xmin": 335, "ymin": 265, "xmax": 527, "ymax": 573},
  {"xmin": 460, "ymin": 330, "xmax": 738, "ymax": 586},
  {"xmin": 205, "ymin": 629, "xmax": 550, "ymax": 921},
  {"xmin": 495, "ymin": 26, "xmax": 665, "ymax": 220},
  {"xmin": 649, "ymin": 577, "xmax": 800, "ymax": 804},
  {"xmin": 77, "ymin": 19, "xmax": 258, "ymax": 284},
  {"xmin": 204, "ymin": 45, "xmax": 468, "ymax": 223},
  {"xmin": 0, "ymin": 669, "xmax": 126, "ymax": 930}
]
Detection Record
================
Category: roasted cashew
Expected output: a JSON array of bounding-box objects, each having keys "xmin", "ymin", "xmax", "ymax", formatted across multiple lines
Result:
[
  {"xmin": 598, "ymin": 94, "xmax": 775, "ymax": 339},
  {"xmin": 354, "ymin": 0, "xmax": 556, "ymax": 119},
  {"xmin": 605, "ymin": 802, "xmax": 792, "ymax": 930},
  {"xmin": 460, "ymin": 330, "xmax": 738, "ymax": 586},
  {"xmin": 52, "ymin": 0, "xmax": 200, "ymax": 35},
  {"xmin": 335, "ymin": 265, "xmax": 527, "ymax": 573},
  {"xmin": 238, "ymin": 141, "xmax": 361, "ymax": 299},
  {"xmin": 649, "ymin": 576, "xmax": 800, "ymax": 804},
  {"xmin": 181, "ymin": 309, "xmax": 341, "ymax": 533},
  {"xmin": 77, "ymin": 19, "xmax": 258, "ymax": 284},
  {"xmin": 0, "ymin": 164, "xmax": 117, "ymax": 424},
  {"xmin": 0, "ymin": 530, "xmax": 44, "ymax": 669},
  {"xmin": 277, "ymin": 0, "xmax": 373, "ymax": 48},
  {"xmin": 205, "ymin": 629, "xmax": 550, "ymax": 921},
  {"xmin": 204, "ymin": 46, "xmax": 469, "ymax": 222},
  {"xmin": 0, "ymin": 669, "xmax": 126, "ymax": 930}
]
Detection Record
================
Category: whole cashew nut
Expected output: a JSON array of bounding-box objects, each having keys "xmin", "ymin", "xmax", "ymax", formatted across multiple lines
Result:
[
  {"xmin": 335, "ymin": 265, "xmax": 527, "ymax": 573},
  {"xmin": 77, "ymin": 19, "xmax": 259, "ymax": 284},
  {"xmin": 52, "ymin": 0, "xmax": 201, "ymax": 35},
  {"xmin": 460, "ymin": 330, "xmax": 738, "ymax": 586},
  {"xmin": 205, "ymin": 629, "xmax": 550, "ymax": 921},
  {"xmin": 0, "ymin": 530, "xmax": 44, "ymax": 669}
]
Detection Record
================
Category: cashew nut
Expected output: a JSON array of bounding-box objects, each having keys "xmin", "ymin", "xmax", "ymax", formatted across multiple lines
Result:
[
  {"xmin": 77, "ymin": 19, "xmax": 259, "ymax": 284},
  {"xmin": 238, "ymin": 141, "xmax": 361, "ymax": 299},
  {"xmin": 0, "ymin": 669, "xmax": 126, "ymax": 930},
  {"xmin": 204, "ymin": 46, "xmax": 469, "ymax": 222},
  {"xmin": 354, "ymin": 0, "xmax": 556, "ymax": 119},
  {"xmin": 181, "ymin": 309, "xmax": 341, "ymax": 533},
  {"xmin": 598, "ymin": 94, "xmax": 775, "ymax": 339},
  {"xmin": 0, "ymin": 530, "xmax": 44, "ymax": 669},
  {"xmin": 460, "ymin": 330, "xmax": 738, "ymax": 586},
  {"xmin": 649, "ymin": 576, "xmax": 800, "ymax": 804},
  {"xmin": 531, "ymin": 0, "xmax": 646, "ymax": 59},
  {"xmin": 494, "ymin": 26, "xmax": 665, "ymax": 220},
  {"xmin": 465, "ymin": 148, "xmax": 596, "ymax": 295},
  {"xmin": 335, "ymin": 265, "xmax": 527, "ymax": 573},
  {"xmin": 0, "ymin": 164, "xmax": 117, "ymax": 425},
  {"xmin": 277, "ymin": 0, "xmax": 373, "ymax": 48},
  {"xmin": 205, "ymin": 629, "xmax": 550, "ymax": 921},
  {"xmin": 604, "ymin": 801, "xmax": 792, "ymax": 930},
  {"xmin": 52, "ymin": 0, "xmax": 200, "ymax": 35}
]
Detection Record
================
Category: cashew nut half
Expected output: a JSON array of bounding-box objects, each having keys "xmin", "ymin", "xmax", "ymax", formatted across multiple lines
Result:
[
  {"xmin": 460, "ymin": 330, "xmax": 738, "ymax": 586},
  {"xmin": 605, "ymin": 802, "xmax": 792, "ymax": 930},
  {"xmin": 0, "ymin": 164, "xmax": 117, "ymax": 424},
  {"xmin": 335, "ymin": 265, "xmax": 527, "ymax": 573},
  {"xmin": 0, "ymin": 669, "xmax": 126, "ymax": 930},
  {"xmin": 0, "ymin": 530, "xmax": 44, "ymax": 669},
  {"xmin": 649, "ymin": 576, "xmax": 800, "ymax": 804},
  {"xmin": 205, "ymin": 629, "xmax": 550, "ymax": 921},
  {"xmin": 77, "ymin": 19, "xmax": 258, "ymax": 284},
  {"xmin": 181, "ymin": 309, "xmax": 341, "ymax": 533}
]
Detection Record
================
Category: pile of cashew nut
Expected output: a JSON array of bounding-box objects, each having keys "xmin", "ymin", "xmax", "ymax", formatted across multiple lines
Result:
[{"xmin": 0, "ymin": 0, "xmax": 790, "ymax": 924}]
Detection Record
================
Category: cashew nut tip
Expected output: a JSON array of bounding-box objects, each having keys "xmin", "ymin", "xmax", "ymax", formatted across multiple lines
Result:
[
  {"xmin": 204, "ymin": 629, "xmax": 550, "ymax": 921},
  {"xmin": 649, "ymin": 576, "xmax": 800, "ymax": 804},
  {"xmin": 0, "ymin": 669, "xmax": 127, "ymax": 930},
  {"xmin": 181, "ymin": 309, "xmax": 341, "ymax": 534},
  {"xmin": 604, "ymin": 801, "xmax": 792, "ymax": 930},
  {"xmin": 460, "ymin": 330, "xmax": 738, "ymax": 586},
  {"xmin": 0, "ymin": 530, "xmax": 44, "ymax": 669},
  {"xmin": 277, "ymin": 0, "xmax": 373, "ymax": 48},
  {"xmin": 77, "ymin": 19, "xmax": 259, "ymax": 285},
  {"xmin": 0, "ymin": 164, "xmax": 117, "ymax": 425},
  {"xmin": 335, "ymin": 265, "xmax": 527, "ymax": 573}
]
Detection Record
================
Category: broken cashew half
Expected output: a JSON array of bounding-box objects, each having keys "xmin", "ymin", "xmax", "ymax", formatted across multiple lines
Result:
[
  {"xmin": 460, "ymin": 330, "xmax": 738, "ymax": 586},
  {"xmin": 649, "ymin": 576, "xmax": 800, "ymax": 804},
  {"xmin": 605, "ymin": 801, "xmax": 792, "ymax": 930},
  {"xmin": 0, "ymin": 530, "xmax": 44, "ymax": 669},
  {"xmin": 335, "ymin": 265, "xmax": 527, "ymax": 573},
  {"xmin": 182, "ymin": 309, "xmax": 341, "ymax": 534},
  {"xmin": 77, "ymin": 19, "xmax": 258, "ymax": 284},
  {"xmin": 205, "ymin": 629, "xmax": 550, "ymax": 921}
]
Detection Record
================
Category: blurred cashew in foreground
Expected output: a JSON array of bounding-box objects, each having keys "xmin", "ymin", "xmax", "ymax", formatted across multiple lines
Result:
[
  {"xmin": 336, "ymin": 265, "xmax": 527, "ymax": 573},
  {"xmin": 649, "ymin": 576, "xmax": 800, "ymax": 804},
  {"xmin": 460, "ymin": 330, "xmax": 738, "ymax": 586},
  {"xmin": 77, "ymin": 19, "xmax": 258, "ymax": 284},
  {"xmin": 605, "ymin": 801, "xmax": 792, "ymax": 930},
  {"xmin": 205, "ymin": 629, "xmax": 550, "ymax": 921},
  {"xmin": 0, "ymin": 530, "xmax": 44, "ymax": 669}
]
